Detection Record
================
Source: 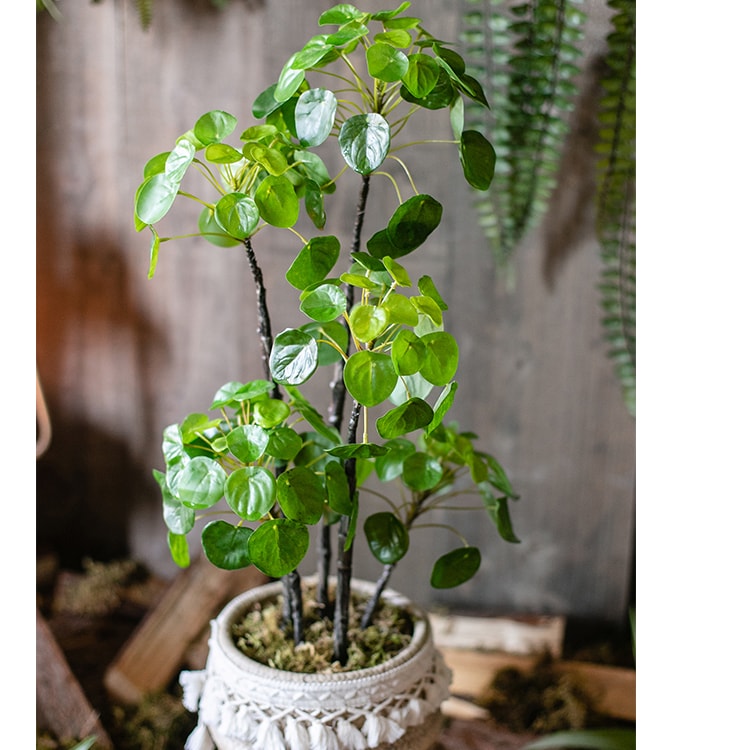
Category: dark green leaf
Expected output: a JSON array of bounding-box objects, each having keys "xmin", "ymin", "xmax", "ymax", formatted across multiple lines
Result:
[
  {"xmin": 376, "ymin": 397, "xmax": 434, "ymax": 439},
  {"xmin": 460, "ymin": 130, "xmax": 496, "ymax": 190},
  {"xmin": 286, "ymin": 236, "xmax": 341, "ymax": 290},
  {"xmin": 344, "ymin": 351, "xmax": 398, "ymax": 407},
  {"xmin": 364, "ymin": 512, "xmax": 409, "ymax": 564},
  {"xmin": 325, "ymin": 461, "xmax": 352, "ymax": 515},
  {"xmin": 402, "ymin": 451, "xmax": 443, "ymax": 490},
  {"xmin": 277, "ymin": 466, "xmax": 325, "ymax": 524},
  {"xmin": 481, "ymin": 490, "xmax": 521, "ymax": 543},
  {"xmin": 374, "ymin": 438, "xmax": 416, "ymax": 481},
  {"xmin": 215, "ymin": 193, "xmax": 259, "ymax": 239},
  {"xmin": 201, "ymin": 520, "xmax": 253, "ymax": 570},
  {"xmin": 521, "ymin": 728, "xmax": 636, "ymax": 750},
  {"xmin": 339, "ymin": 113, "xmax": 391, "ymax": 175},
  {"xmin": 385, "ymin": 194, "xmax": 443, "ymax": 257},
  {"xmin": 265, "ymin": 426, "xmax": 304, "ymax": 461},
  {"xmin": 431, "ymin": 547, "xmax": 481, "ymax": 588},
  {"xmin": 402, "ymin": 53, "xmax": 440, "ymax": 98},
  {"xmin": 226, "ymin": 424, "xmax": 269, "ymax": 463},
  {"xmin": 327, "ymin": 442, "xmax": 389, "ymax": 459},
  {"xmin": 249, "ymin": 519, "xmax": 309, "ymax": 577}
]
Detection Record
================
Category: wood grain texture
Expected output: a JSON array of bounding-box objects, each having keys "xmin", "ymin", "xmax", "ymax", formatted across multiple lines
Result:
[{"xmin": 36, "ymin": 0, "xmax": 634, "ymax": 621}]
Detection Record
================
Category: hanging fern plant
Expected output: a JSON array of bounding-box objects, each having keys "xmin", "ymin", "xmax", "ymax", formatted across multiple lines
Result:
[
  {"xmin": 595, "ymin": 0, "xmax": 635, "ymax": 416},
  {"xmin": 461, "ymin": 0, "xmax": 587, "ymax": 271}
]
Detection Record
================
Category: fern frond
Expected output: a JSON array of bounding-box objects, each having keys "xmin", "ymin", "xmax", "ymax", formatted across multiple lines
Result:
[
  {"xmin": 135, "ymin": 0, "xmax": 153, "ymax": 30},
  {"xmin": 595, "ymin": 0, "xmax": 635, "ymax": 416},
  {"xmin": 461, "ymin": 0, "xmax": 587, "ymax": 270}
]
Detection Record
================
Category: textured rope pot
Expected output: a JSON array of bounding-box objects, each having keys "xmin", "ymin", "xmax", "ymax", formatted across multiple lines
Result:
[{"xmin": 180, "ymin": 578, "xmax": 452, "ymax": 750}]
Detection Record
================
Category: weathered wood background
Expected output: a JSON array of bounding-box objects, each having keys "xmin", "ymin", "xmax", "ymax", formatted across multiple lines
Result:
[{"xmin": 36, "ymin": 0, "xmax": 634, "ymax": 622}]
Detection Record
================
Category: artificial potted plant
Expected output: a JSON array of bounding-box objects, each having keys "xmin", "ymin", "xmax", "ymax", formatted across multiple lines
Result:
[{"xmin": 133, "ymin": 3, "xmax": 520, "ymax": 748}]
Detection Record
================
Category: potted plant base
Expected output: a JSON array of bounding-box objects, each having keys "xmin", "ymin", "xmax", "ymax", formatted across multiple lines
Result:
[{"xmin": 180, "ymin": 578, "xmax": 452, "ymax": 750}]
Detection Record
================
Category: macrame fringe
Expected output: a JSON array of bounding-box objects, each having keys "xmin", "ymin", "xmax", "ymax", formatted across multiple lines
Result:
[
  {"xmin": 334, "ymin": 718, "xmax": 367, "ymax": 750},
  {"xmin": 185, "ymin": 722, "xmax": 215, "ymax": 750},
  {"xmin": 284, "ymin": 715, "xmax": 311, "ymax": 750},
  {"xmin": 362, "ymin": 713, "xmax": 405, "ymax": 747},
  {"xmin": 180, "ymin": 669, "xmax": 207, "ymax": 713},
  {"xmin": 308, "ymin": 721, "xmax": 340, "ymax": 750}
]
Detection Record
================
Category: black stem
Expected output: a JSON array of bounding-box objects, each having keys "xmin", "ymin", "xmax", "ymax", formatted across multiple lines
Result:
[
  {"xmin": 244, "ymin": 236, "xmax": 303, "ymax": 642},
  {"xmin": 359, "ymin": 563, "xmax": 394, "ymax": 629}
]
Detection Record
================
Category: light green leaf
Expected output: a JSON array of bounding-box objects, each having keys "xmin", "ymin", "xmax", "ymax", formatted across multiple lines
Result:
[
  {"xmin": 198, "ymin": 207, "xmax": 241, "ymax": 248},
  {"xmin": 227, "ymin": 423, "xmax": 269, "ymax": 463},
  {"xmin": 194, "ymin": 110, "xmax": 237, "ymax": 145},
  {"xmin": 165, "ymin": 138, "xmax": 196, "ymax": 182},
  {"xmin": 155, "ymin": 469, "xmax": 195, "ymax": 535},
  {"xmin": 135, "ymin": 173, "xmax": 179, "ymax": 225},
  {"xmin": 286, "ymin": 236, "xmax": 341, "ymax": 290},
  {"xmin": 366, "ymin": 42, "xmax": 409, "ymax": 82},
  {"xmin": 296, "ymin": 88, "xmax": 338, "ymax": 147},
  {"xmin": 270, "ymin": 328, "xmax": 319, "ymax": 385},
  {"xmin": 391, "ymin": 329, "xmax": 426, "ymax": 376},
  {"xmin": 255, "ymin": 174, "xmax": 300, "ymax": 228},
  {"xmin": 300, "ymin": 282, "xmax": 347, "ymax": 323},
  {"xmin": 225, "ymin": 466, "xmax": 276, "ymax": 521},
  {"xmin": 402, "ymin": 53, "xmax": 440, "ymax": 98},
  {"xmin": 349, "ymin": 303, "xmax": 388, "ymax": 342},
  {"xmin": 176, "ymin": 457, "xmax": 226, "ymax": 509},
  {"xmin": 344, "ymin": 351, "xmax": 398, "ymax": 407},
  {"xmin": 248, "ymin": 519, "xmax": 309, "ymax": 578},
  {"xmin": 168, "ymin": 531, "xmax": 190, "ymax": 568},
  {"xmin": 215, "ymin": 193, "xmax": 260, "ymax": 239},
  {"xmin": 420, "ymin": 331, "xmax": 459, "ymax": 385}
]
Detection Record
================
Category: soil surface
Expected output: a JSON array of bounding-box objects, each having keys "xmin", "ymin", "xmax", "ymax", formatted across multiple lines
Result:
[{"xmin": 36, "ymin": 555, "xmax": 634, "ymax": 750}]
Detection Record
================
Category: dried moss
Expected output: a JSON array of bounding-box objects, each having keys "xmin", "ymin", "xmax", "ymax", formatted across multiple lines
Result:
[
  {"xmin": 232, "ymin": 583, "xmax": 414, "ymax": 673},
  {"xmin": 109, "ymin": 692, "xmax": 193, "ymax": 750}
]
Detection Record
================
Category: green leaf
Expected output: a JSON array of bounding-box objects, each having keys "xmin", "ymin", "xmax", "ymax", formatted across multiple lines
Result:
[
  {"xmin": 382, "ymin": 256, "xmax": 411, "ymax": 287},
  {"xmin": 367, "ymin": 42, "xmax": 409, "ymax": 82},
  {"xmin": 364, "ymin": 512, "xmax": 409, "ymax": 564},
  {"xmin": 165, "ymin": 138, "xmax": 196, "ymax": 182},
  {"xmin": 210, "ymin": 380, "xmax": 273, "ymax": 409},
  {"xmin": 319, "ymin": 4, "xmax": 362, "ymax": 25},
  {"xmin": 344, "ymin": 351, "xmax": 398, "ymax": 407},
  {"xmin": 460, "ymin": 130, "xmax": 496, "ymax": 190},
  {"xmin": 325, "ymin": 461, "xmax": 352, "ymax": 515},
  {"xmin": 410, "ymin": 295, "xmax": 443, "ymax": 326},
  {"xmin": 428, "ymin": 381, "xmax": 458, "ymax": 433},
  {"xmin": 253, "ymin": 397, "xmax": 291, "ymax": 429},
  {"xmin": 327, "ymin": 442, "xmax": 389, "ymax": 459},
  {"xmin": 201, "ymin": 520, "xmax": 253, "ymax": 570},
  {"xmin": 226, "ymin": 423, "xmax": 269, "ymax": 463},
  {"xmin": 420, "ymin": 331, "xmax": 459, "ymax": 385},
  {"xmin": 304, "ymin": 179, "xmax": 327, "ymax": 229},
  {"xmin": 248, "ymin": 519, "xmax": 309, "ymax": 577},
  {"xmin": 176, "ymin": 457, "xmax": 226, "ymax": 509},
  {"xmin": 255, "ymin": 174, "xmax": 300, "ymax": 228},
  {"xmin": 521, "ymin": 729, "xmax": 636, "ymax": 750},
  {"xmin": 349, "ymin": 303, "xmax": 388, "ymax": 342},
  {"xmin": 252, "ymin": 83, "xmax": 286, "ymax": 119},
  {"xmin": 244, "ymin": 143, "xmax": 289, "ymax": 176},
  {"xmin": 391, "ymin": 329, "xmax": 426, "ymax": 376},
  {"xmin": 402, "ymin": 53, "xmax": 440, "ymax": 98},
  {"xmin": 135, "ymin": 173, "xmax": 179, "ymax": 225},
  {"xmin": 225, "ymin": 466, "xmax": 276, "ymax": 521},
  {"xmin": 289, "ymin": 35, "xmax": 334, "ymax": 69},
  {"xmin": 401, "ymin": 451, "xmax": 443, "ymax": 490},
  {"xmin": 205, "ymin": 143, "xmax": 243, "ymax": 164},
  {"xmin": 400, "ymin": 67, "xmax": 457, "ymax": 110},
  {"xmin": 417, "ymin": 275, "xmax": 448, "ymax": 310},
  {"xmin": 270, "ymin": 328, "xmax": 319, "ymax": 385},
  {"xmin": 374, "ymin": 437, "xmax": 416, "ymax": 481},
  {"xmin": 277, "ymin": 466, "xmax": 325, "ymax": 524},
  {"xmin": 374, "ymin": 28, "xmax": 412, "ymax": 47},
  {"xmin": 381, "ymin": 292, "xmax": 419, "ymax": 326},
  {"xmin": 214, "ymin": 193, "xmax": 260, "ymax": 239},
  {"xmin": 147, "ymin": 227, "xmax": 161, "ymax": 278},
  {"xmin": 371, "ymin": 2, "xmax": 411, "ymax": 21},
  {"xmin": 326, "ymin": 20, "xmax": 368, "ymax": 46},
  {"xmin": 299, "ymin": 282, "xmax": 347, "ymax": 322},
  {"xmin": 286, "ymin": 236, "xmax": 341, "ymax": 290},
  {"xmin": 296, "ymin": 88, "xmax": 337, "ymax": 147},
  {"xmin": 167, "ymin": 531, "xmax": 190, "ymax": 568},
  {"xmin": 285, "ymin": 386, "xmax": 343, "ymax": 446},
  {"xmin": 155, "ymin": 469, "xmax": 195, "ymax": 535},
  {"xmin": 481, "ymin": 491, "xmax": 521, "ymax": 543},
  {"xmin": 376, "ymin": 397, "xmax": 433, "ymax": 439},
  {"xmin": 300, "ymin": 320, "xmax": 348, "ymax": 366},
  {"xmin": 274, "ymin": 57, "xmax": 306, "ymax": 104},
  {"xmin": 431, "ymin": 547, "xmax": 481, "ymax": 588},
  {"xmin": 266, "ymin": 426, "xmax": 304, "ymax": 461},
  {"xmin": 193, "ymin": 110, "xmax": 237, "ymax": 145},
  {"xmin": 339, "ymin": 113, "xmax": 391, "ymax": 175},
  {"xmin": 198, "ymin": 207, "xmax": 241, "ymax": 247},
  {"xmin": 381, "ymin": 194, "xmax": 443, "ymax": 258}
]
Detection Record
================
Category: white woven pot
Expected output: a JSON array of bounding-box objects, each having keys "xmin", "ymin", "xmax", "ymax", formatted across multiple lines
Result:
[{"xmin": 180, "ymin": 578, "xmax": 451, "ymax": 750}]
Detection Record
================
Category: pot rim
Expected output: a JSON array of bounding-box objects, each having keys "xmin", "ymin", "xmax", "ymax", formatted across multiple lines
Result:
[{"xmin": 212, "ymin": 576, "xmax": 432, "ymax": 686}]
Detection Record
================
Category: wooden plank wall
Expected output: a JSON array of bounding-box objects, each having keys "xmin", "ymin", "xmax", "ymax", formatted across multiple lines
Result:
[{"xmin": 36, "ymin": 0, "xmax": 635, "ymax": 622}]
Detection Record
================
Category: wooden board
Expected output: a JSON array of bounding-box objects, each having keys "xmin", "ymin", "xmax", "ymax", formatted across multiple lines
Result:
[
  {"xmin": 36, "ymin": 608, "xmax": 114, "ymax": 749},
  {"xmin": 104, "ymin": 559, "xmax": 267, "ymax": 704}
]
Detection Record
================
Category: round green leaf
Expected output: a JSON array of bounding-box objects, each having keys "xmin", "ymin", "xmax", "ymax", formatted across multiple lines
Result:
[
  {"xmin": 295, "ymin": 88, "xmax": 337, "ymax": 147},
  {"xmin": 391, "ymin": 329, "xmax": 426, "ymax": 376},
  {"xmin": 135, "ymin": 173, "xmax": 179, "ymax": 225},
  {"xmin": 400, "ymin": 67, "xmax": 457, "ymax": 110},
  {"xmin": 253, "ymin": 83, "xmax": 286, "ymax": 118},
  {"xmin": 376, "ymin": 397, "xmax": 434, "ymax": 439},
  {"xmin": 402, "ymin": 53, "xmax": 440, "ymax": 98},
  {"xmin": 300, "ymin": 320, "xmax": 348, "ymax": 366},
  {"xmin": 364, "ymin": 512, "xmax": 409, "ymax": 565},
  {"xmin": 198, "ymin": 207, "xmax": 241, "ymax": 247},
  {"xmin": 255, "ymin": 174, "xmax": 300, "ymax": 228},
  {"xmin": 286, "ymin": 235, "xmax": 341, "ymax": 290},
  {"xmin": 155, "ymin": 469, "xmax": 195, "ymax": 535},
  {"xmin": 249, "ymin": 519, "xmax": 309, "ymax": 578},
  {"xmin": 386, "ymin": 194, "xmax": 443, "ymax": 256},
  {"xmin": 289, "ymin": 35, "xmax": 334, "ymax": 70},
  {"xmin": 277, "ymin": 466, "xmax": 325, "ymax": 524},
  {"xmin": 201, "ymin": 520, "xmax": 253, "ymax": 570},
  {"xmin": 226, "ymin": 423, "xmax": 269, "ymax": 463},
  {"xmin": 373, "ymin": 29, "xmax": 412, "ymax": 47},
  {"xmin": 460, "ymin": 130, "xmax": 496, "ymax": 191},
  {"xmin": 194, "ymin": 110, "xmax": 238, "ymax": 145},
  {"xmin": 270, "ymin": 328, "xmax": 318, "ymax": 385},
  {"xmin": 430, "ymin": 547, "xmax": 481, "ymax": 589},
  {"xmin": 265, "ymin": 426, "xmax": 304, "ymax": 461},
  {"xmin": 244, "ymin": 143, "xmax": 289, "ymax": 176},
  {"xmin": 299, "ymin": 282, "xmax": 347, "ymax": 322},
  {"xmin": 366, "ymin": 42, "xmax": 409, "ymax": 82},
  {"xmin": 176, "ymin": 457, "xmax": 226, "ymax": 509},
  {"xmin": 210, "ymin": 380, "xmax": 273, "ymax": 409},
  {"xmin": 349, "ymin": 304, "xmax": 388, "ymax": 342},
  {"xmin": 344, "ymin": 351, "xmax": 398, "ymax": 407},
  {"xmin": 215, "ymin": 193, "xmax": 259, "ymax": 239},
  {"xmin": 420, "ymin": 331, "xmax": 459, "ymax": 385},
  {"xmin": 253, "ymin": 398, "xmax": 291, "ymax": 429},
  {"xmin": 327, "ymin": 442, "xmax": 389, "ymax": 459},
  {"xmin": 274, "ymin": 58, "xmax": 306, "ymax": 104},
  {"xmin": 381, "ymin": 293, "xmax": 419, "ymax": 326},
  {"xmin": 165, "ymin": 139, "xmax": 196, "ymax": 183},
  {"xmin": 205, "ymin": 143, "xmax": 243, "ymax": 164},
  {"xmin": 339, "ymin": 113, "xmax": 391, "ymax": 175},
  {"xmin": 225, "ymin": 466, "xmax": 276, "ymax": 521},
  {"xmin": 402, "ymin": 451, "xmax": 443, "ymax": 491}
]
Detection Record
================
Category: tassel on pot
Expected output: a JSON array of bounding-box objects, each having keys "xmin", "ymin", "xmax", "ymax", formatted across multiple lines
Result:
[
  {"xmin": 334, "ymin": 718, "xmax": 367, "ymax": 750},
  {"xmin": 179, "ymin": 670, "xmax": 207, "ymax": 713},
  {"xmin": 185, "ymin": 722, "xmax": 215, "ymax": 750},
  {"xmin": 309, "ymin": 720, "xmax": 341, "ymax": 750},
  {"xmin": 284, "ymin": 715, "xmax": 311, "ymax": 750},
  {"xmin": 362, "ymin": 713, "xmax": 405, "ymax": 747},
  {"xmin": 256, "ymin": 718, "xmax": 287, "ymax": 750}
]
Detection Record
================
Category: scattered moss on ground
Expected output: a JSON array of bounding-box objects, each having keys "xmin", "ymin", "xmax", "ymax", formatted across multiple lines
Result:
[
  {"xmin": 109, "ymin": 692, "xmax": 193, "ymax": 750},
  {"xmin": 232, "ymin": 583, "xmax": 414, "ymax": 673}
]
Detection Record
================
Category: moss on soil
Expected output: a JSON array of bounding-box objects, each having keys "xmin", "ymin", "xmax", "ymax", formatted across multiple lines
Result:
[{"xmin": 232, "ymin": 581, "xmax": 414, "ymax": 673}]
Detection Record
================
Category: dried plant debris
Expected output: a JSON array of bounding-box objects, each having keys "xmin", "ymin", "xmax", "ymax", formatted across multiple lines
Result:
[
  {"xmin": 110, "ymin": 693, "xmax": 193, "ymax": 750},
  {"xmin": 479, "ymin": 656, "xmax": 602, "ymax": 734},
  {"xmin": 233, "ymin": 584, "xmax": 414, "ymax": 673},
  {"xmin": 53, "ymin": 558, "xmax": 149, "ymax": 616}
]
